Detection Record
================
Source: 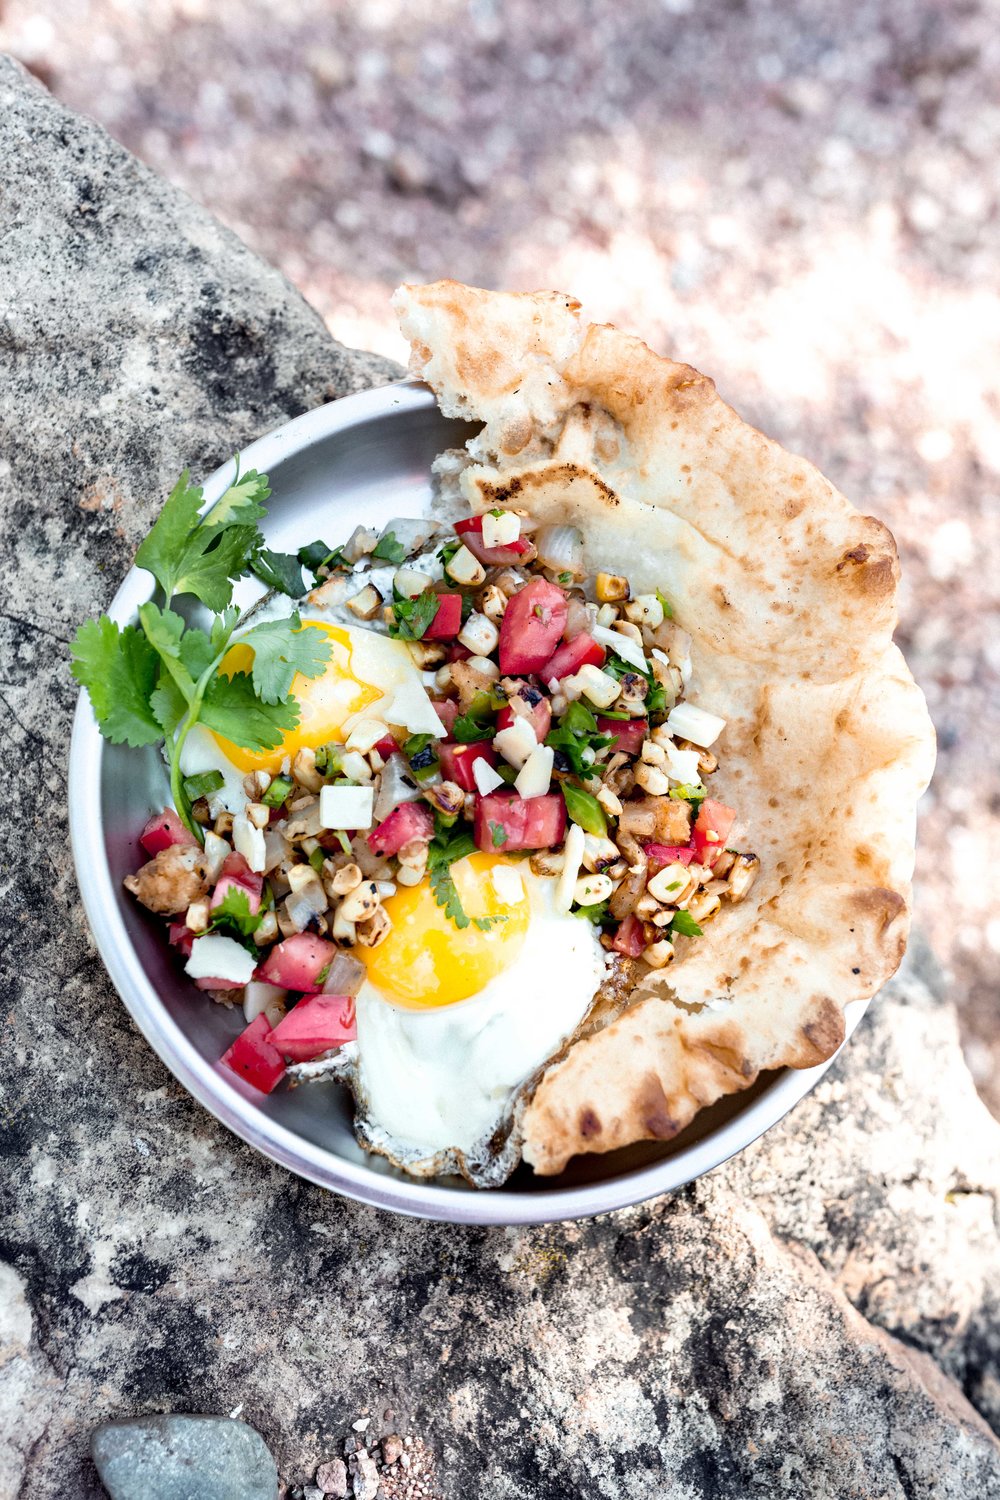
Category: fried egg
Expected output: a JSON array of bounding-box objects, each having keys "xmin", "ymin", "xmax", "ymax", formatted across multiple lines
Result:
[
  {"xmin": 352, "ymin": 855, "xmax": 608, "ymax": 1165},
  {"xmin": 177, "ymin": 613, "xmax": 429, "ymax": 808}
]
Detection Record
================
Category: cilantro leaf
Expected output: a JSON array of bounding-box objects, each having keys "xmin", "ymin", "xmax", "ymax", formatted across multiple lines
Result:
[
  {"xmin": 210, "ymin": 885, "xmax": 263, "ymax": 946},
  {"xmin": 71, "ymin": 617, "xmax": 162, "ymax": 747},
  {"xmin": 135, "ymin": 469, "xmax": 260, "ymax": 610},
  {"xmin": 670, "ymin": 909, "xmax": 703, "ymax": 938},
  {"xmin": 298, "ymin": 540, "xmax": 346, "ymax": 574},
  {"xmin": 452, "ymin": 713, "xmax": 494, "ymax": 743},
  {"xmin": 427, "ymin": 825, "xmax": 478, "ymax": 929},
  {"xmin": 150, "ymin": 671, "xmax": 187, "ymax": 737},
  {"xmin": 199, "ymin": 671, "xmax": 301, "ymax": 751},
  {"xmin": 389, "ymin": 588, "xmax": 440, "ymax": 641},
  {"xmin": 251, "ymin": 546, "xmax": 306, "ymax": 599},
  {"xmin": 438, "ymin": 538, "xmax": 461, "ymax": 567},
  {"xmin": 237, "ymin": 614, "xmax": 331, "ymax": 704},
  {"xmin": 372, "ymin": 530, "xmax": 406, "ymax": 565},
  {"xmin": 134, "ymin": 470, "xmax": 203, "ymax": 595},
  {"xmin": 203, "ymin": 468, "xmax": 270, "ymax": 530}
]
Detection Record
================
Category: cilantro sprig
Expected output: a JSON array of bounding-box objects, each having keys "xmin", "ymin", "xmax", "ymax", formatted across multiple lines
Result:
[
  {"xmin": 388, "ymin": 587, "xmax": 441, "ymax": 641},
  {"xmin": 427, "ymin": 816, "xmax": 507, "ymax": 932},
  {"xmin": 210, "ymin": 885, "xmax": 264, "ymax": 947},
  {"xmin": 71, "ymin": 462, "xmax": 332, "ymax": 841}
]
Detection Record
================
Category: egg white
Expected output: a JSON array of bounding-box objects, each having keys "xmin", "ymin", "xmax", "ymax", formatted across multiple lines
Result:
[{"xmin": 354, "ymin": 871, "xmax": 609, "ymax": 1159}]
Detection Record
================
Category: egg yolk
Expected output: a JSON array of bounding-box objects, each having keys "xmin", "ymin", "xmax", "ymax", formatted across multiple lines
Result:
[
  {"xmin": 362, "ymin": 853, "xmax": 531, "ymax": 1009},
  {"xmin": 212, "ymin": 621, "xmax": 380, "ymax": 774}
]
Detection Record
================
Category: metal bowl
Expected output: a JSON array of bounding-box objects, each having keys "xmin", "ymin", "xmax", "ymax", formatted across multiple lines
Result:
[{"xmin": 69, "ymin": 380, "xmax": 867, "ymax": 1225}]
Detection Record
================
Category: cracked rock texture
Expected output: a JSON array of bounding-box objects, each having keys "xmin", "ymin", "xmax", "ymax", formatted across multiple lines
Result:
[{"xmin": 1, "ymin": 55, "xmax": 999, "ymax": 1500}]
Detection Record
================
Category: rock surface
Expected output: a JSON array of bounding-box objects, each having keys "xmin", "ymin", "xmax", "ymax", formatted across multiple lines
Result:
[
  {"xmin": 1, "ymin": 55, "xmax": 1000, "ymax": 1500},
  {"xmin": 91, "ymin": 1414, "xmax": 278, "ymax": 1500}
]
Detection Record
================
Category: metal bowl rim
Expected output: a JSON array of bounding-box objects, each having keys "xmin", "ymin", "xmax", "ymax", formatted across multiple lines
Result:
[{"xmin": 68, "ymin": 378, "xmax": 866, "ymax": 1226}]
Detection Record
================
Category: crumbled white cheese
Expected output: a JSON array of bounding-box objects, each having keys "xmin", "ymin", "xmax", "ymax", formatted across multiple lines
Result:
[
  {"xmin": 494, "ymin": 716, "xmax": 538, "ymax": 769},
  {"xmin": 665, "ymin": 701, "xmax": 726, "ymax": 748},
  {"xmin": 186, "ymin": 934, "xmax": 257, "ymax": 985},
  {"xmin": 556, "ymin": 824, "xmax": 586, "ymax": 912},
  {"xmin": 472, "ymin": 756, "xmax": 506, "ymax": 795},
  {"xmin": 319, "ymin": 784, "xmax": 375, "ymax": 829},
  {"xmin": 514, "ymin": 743, "xmax": 554, "ymax": 798}
]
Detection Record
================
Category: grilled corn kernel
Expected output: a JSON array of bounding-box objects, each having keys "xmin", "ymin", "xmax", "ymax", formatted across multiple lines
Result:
[
  {"xmin": 726, "ymin": 852, "xmax": 760, "ymax": 902},
  {"xmin": 574, "ymin": 873, "xmax": 614, "ymax": 906},
  {"xmin": 643, "ymin": 939, "xmax": 675, "ymax": 968},
  {"xmin": 253, "ymin": 911, "xmax": 278, "ymax": 946},
  {"xmin": 330, "ymin": 863, "xmax": 363, "ymax": 895},
  {"xmin": 634, "ymin": 761, "xmax": 671, "ymax": 796},
  {"xmin": 686, "ymin": 891, "xmax": 722, "ymax": 924},
  {"xmin": 293, "ymin": 746, "xmax": 323, "ymax": 793},
  {"xmin": 596, "ymin": 571, "xmax": 630, "ymax": 603},
  {"xmin": 338, "ymin": 881, "xmax": 381, "ymax": 922}
]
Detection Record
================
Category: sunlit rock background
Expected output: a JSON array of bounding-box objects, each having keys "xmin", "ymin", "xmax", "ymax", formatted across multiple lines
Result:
[{"xmin": 3, "ymin": 0, "xmax": 997, "ymax": 1111}]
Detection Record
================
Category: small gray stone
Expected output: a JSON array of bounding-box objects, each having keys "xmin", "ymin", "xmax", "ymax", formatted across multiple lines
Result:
[
  {"xmin": 316, "ymin": 1458, "xmax": 349, "ymax": 1497},
  {"xmin": 351, "ymin": 1448, "xmax": 380, "ymax": 1500},
  {"xmin": 91, "ymin": 1414, "xmax": 278, "ymax": 1500}
]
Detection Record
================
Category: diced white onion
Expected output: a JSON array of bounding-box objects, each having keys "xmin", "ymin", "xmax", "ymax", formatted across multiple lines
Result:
[
  {"xmin": 458, "ymin": 611, "xmax": 500, "ymax": 657},
  {"xmin": 494, "ymin": 716, "xmax": 538, "ymax": 769},
  {"xmin": 534, "ymin": 524, "xmax": 584, "ymax": 577},
  {"xmin": 491, "ymin": 864, "xmax": 525, "ymax": 906},
  {"xmin": 665, "ymin": 701, "xmax": 726, "ymax": 747},
  {"xmin": 472, "ymin": 756, "xmax": 506, "ymax": 795},
  {"xmin": 592, "ymin": 624, "xmax": 647, "ymax": 673},
  {"xmin": 465, "ymin": 654, "xmax": 500, "ymax": 680},
  {"xmin": 373, "ymin": 756, "xmax": 422, "ymax": 823},
  {"xmin": 319, "ymin": 784, "xmax": 375, "ymax": 830},
  {"xmin": 340, "ymin": 751, "xmax": 373, "ymax": 783},
  {"xmin": 232, "ymin": 813, "xmax": 266, "ymax": 874},
  {"xmin": 243, "ymin": 980, "xmax": 287, "ymax": 1024},
  {"xmin": 322, "ymin": 951, "xmax": 366, "ymax": 996},
  {"xmin": 445, "ymin": 544, "xmax": 486, "ymax": 586},
  {"xmin": 556, "ymin": 824, "xmax": 586, "ymax": 911},
  {"xmin": 514, "ymin": 743, "xmax": 554, "ymax": 799},
  {"xmin": 263, "ymin": 828, "xmax": 291, "ymax": 873},
  {"xmin": 186, "ymin": 934, "xmax": 256, "ymax": 985}
]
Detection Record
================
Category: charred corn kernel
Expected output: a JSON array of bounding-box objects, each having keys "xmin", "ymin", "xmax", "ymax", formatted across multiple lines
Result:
[
  {"xmin": 711, "ymin": 849, "xmax": 736, "ymax": 879},
  {"xmin": 613, "ymin": 620, "xmax": 644, "ymax": 645},
  {"xmin": 634, "ymin": 761, "xmax": 671, "ymax": 796},
  {"xmin": 596, "ymin": 603, "xmax": 619, "ymax": 627},
  {"xmin": 434, "ymin": 665, "xmax": 454, "ymax": 692},
  {"xmin": 214, "ymin": 810, "xmax": 234, "ymax": 836},
  {"xmin": 338, "ymin": 881, "xmax": 381, "ymax": 922},
  {"xmin": 596, "ymin": 572, "xmax": 630, "ymax": 603},
  {"xmin": 574, "ymin": 873, "xmax": 614, "ymax": 905},
  {"xmin": 644, "ymin": 939, "xmax": 675, "ymax": 968},
  {"xmin": 640, "ymin": 740, "xmax": 666, "ymax": 767},
  {"xmin": 647, "ymin": 863, "xmax": 695, "ymax": 904},
  {"xmin": 480, "ymin": 584, "xmax": 508, "ymax": 623},
  {"xmin": 185, "ymin": 899, "xmax": 210, "ymax": 933},
  {"xmin": 293, "ymin": 746, "xmax": 323, "ymax": 793},
  {"xmin": 686, "ymin": 891, "xmax": 722, "ymax": 924},
  {"xmin": 596, "ymin": 784, "xmax": 623, "ymax": 818},
  {"xmin": 624, "ymin": 594, "xmax": 665, "ymax": 629},
  {"xmin": 726, "ymin": 852, "xmax": 760, "ymax": 902},
  {"xmin": 330, "ymin": 863, "xmax": 363, "ymax": 895},
  {"xmin": 581, "ymin": 834, "xmax": 621, "ymax": 872},
  {"xmin": 396, "ymin": 864, "xmax": 425, "ymax": 887},
  {"xmin": 356, "ymin": 907, "xmax": 392, "ymax": 948},
  {"xmin": 246, "ymin": 802, "xmax": 269, "ymax": 829},
  {"xmin": 529, "ymin": 849, "xmax": 565, "ymax": 877},
  {"xmin": 465, "ymin": 654, "xmax": 500, "ymax": 680},
  {"xmin": 346, "ymin": 719, "xmax": 390, "ymax": 755},
  {"xmin": 242, "ymin": 770, "xmax": 272, "ymax": 800},
  {"xmin": 405, "ymin": 640, "xmax": 446, "ymax": 668},
  {"xmin": 253, "ymin": 911, "xmax": 278, "ymax": 946},
  {"xmin": 332, "ymin": 908, "xmax": 357, "ymax": 944}
]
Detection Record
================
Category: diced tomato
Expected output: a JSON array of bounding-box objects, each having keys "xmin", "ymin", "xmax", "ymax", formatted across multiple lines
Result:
[
  {"xmin": 423, "ymin": 592, "xmax": 463, "ymax": 640},
  {"xmin": 367, "ymin": 801, "xmax": 435, "ymax": 857},
  {"xmin": 211, "ymin": 851, "xmax": 263, "ymax": 914},
  {"xmin": 439, "ymin": 741, "xmax": 498, "ymax": 792},
  {"xmin": 432, "ymin": 698, "xmax": 459, "ymax": 735},
  {"xmin": 644, "ymin": 842, "xmax": 696, "ymax": 873},
  {"xmin": 498, "ymin": 578, "xmax": 569, "ymax": 675},
  {"xmin": 496, "ymin": 697, "xmax": 552, "ymax": 743},
  {"xmin": 268, "ymin": 994, "xmax": 357, "ymax": 1063},
  {"xmin": 374, "ymin": 734, "xmax": 399, "ymax": 759},
  {"xmin": 474, "ymin": 792, "xmax": 567, "ymax": 852},
  {"xmin": 597, "ymin": 716, "xmax": 647, "ymax": 756},
  {"xmin": 542, "ymin": 631, "xmax": 605, "ymax": 682},
  {"xmin": 259, "ymin": 932, "xmax": 338, "ymax": 992},
  {"xmin": 692, "ymin": 799, "xmax": 737, "ymax": 867},
  {"xmin": 448, "ymin": 641, "xmax": 473, "ymax": 662},
  {"xmin": 612, "ymin": 914, "xmax": 646, "ymax": 958},
  {"xmin": 221, "ymin": 1014, "xmax": 286, "ymax": 1094},
  {"xmin": 455, "ymin": 515, "xmax": 533, "ymax": 566},
  {"xmin": 140, "ymin": 808, "xmax": 197, "ymax": 855},
  {"xmin": 168, "ymin": 921, "xmax": 195, "ymax": 958}
]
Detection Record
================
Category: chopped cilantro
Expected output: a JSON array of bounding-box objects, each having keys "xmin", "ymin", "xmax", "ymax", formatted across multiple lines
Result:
[
  {"xmin": 389, "ymin": 587, "xmax": 441, "ymax": 641},
  {"xmin": 427, "ymin": 823, "xmax": 479, "ymax": 929},
  {"xmin": 298, "ymin": 539, "xmax": 347, "ymax": 574},
  {"xmin": 545, "ymin": 700, "xmax": 614, "ymax": 777},
  {"xmin": 452, "ymin": 712, "xmax": 495, "ymax": 743},
  {"xmin": 438, "ymin": 538, "xmax": 461, "ymax": 567},
  {"xmin": 372, "ymin": 529, "xmax": 406, "ymax": 565},
  {"xmin": 209, "ymin": 885, "xmax": 263, "ymax": 947},
  {"xmin": 557, "ymin": 571, "xmax": 574, "ymax": 585},
  {"xmin": 490, "ymin": 821, "xmax": 507, "ymax": 848},
  {"xmin": 250, "ymin": 545, "xmax": 305, "ymax": 598},
  {"xmin": 670, "ymin": 909, "xmax": 703, "ymax": 938}
]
